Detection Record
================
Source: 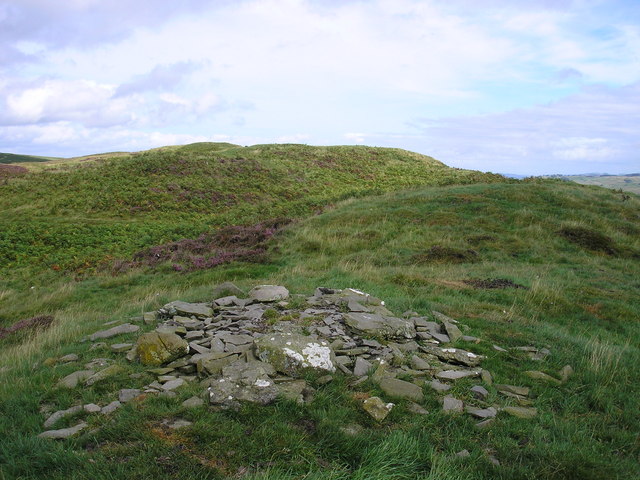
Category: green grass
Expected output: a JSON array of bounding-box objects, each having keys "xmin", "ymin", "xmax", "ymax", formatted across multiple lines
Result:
[
  {"xmin": 0, "ymin": 152, "xmax": 60, "ymax": 164},
  {"xmin": 546, "ymin": 174, "xmax": 640, "ymax": 195},
  {"xmin": 0, "ymin": 144, "xmax": 639, "ymax": 479}
]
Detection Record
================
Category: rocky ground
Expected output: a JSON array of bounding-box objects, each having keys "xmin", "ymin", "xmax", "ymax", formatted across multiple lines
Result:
[{"xmin": 38, "ymin": 283, "xmax": 573, "ymax": 443}]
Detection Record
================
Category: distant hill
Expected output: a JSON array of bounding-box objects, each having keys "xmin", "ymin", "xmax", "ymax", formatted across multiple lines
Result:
[
  {"xmin": 0, "ymin": 152, "xmax": 59, "ymax": 164},
  {"xmin": 544, "ymin": 173, "xmax": 640, "ymax": 194}
]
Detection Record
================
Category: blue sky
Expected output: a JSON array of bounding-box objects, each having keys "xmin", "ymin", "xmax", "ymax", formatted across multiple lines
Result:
[{"xmin": 0, "ymin": 0, "xmax": 638, "ymax": 174}]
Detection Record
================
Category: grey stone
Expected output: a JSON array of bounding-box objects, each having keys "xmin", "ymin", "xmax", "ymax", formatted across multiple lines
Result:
[
  {"xmin": 38, "ymin": 422, "xmax": 88, "ymax": 439},
  {"xmin": 340, "ymin": 424, "xmax": 364, "ymax": 436},
  {"xmin": 428, "ymin": 380, "xmax": 451, "ymax": 392},
  {"xmin": 315, "ymin": 375, "xmax": 333, "ymax": 385},
  {"xmin": 83, "ymin": 404, "xmax": 101, "ymax": 413},
  {"xmin": 161, "ymin": 378, "xmax": 185, "ymax": 391},
  {"xmin": 167, "ymin": 419, "xmax": 192, "ymax": 429},
  {"xmin": 475, "ymin": 418, "xmax": 495, "ymax": 429},
  {"xmin": 420, "ymin": 345, "xmax": 483, "ymax": 367},
  {"xmin": 493, "ymin": 345, "xmax": 507, "ymax": 352},
  {"xmin": 436, "ymin": 369, "xmax": 481, "ymax": 380},
  {"xmin": 57, "ymin": 370, "xmax": 95, "ymax": 389},
  {"xmin": 165, "ymin": 300, "xmax": 214, "ymax": 318},
  {"xmin": 431, "ymin": 333, "xmax": 451, "ymax": 343},
  {"xmin": 182, "ymin": 396, "xmax": 205, "ymax": 408},
  {"xmin": 442, "ymin": 318, "xmax": 462, "ymax": 343},
  {"xmin": 85, "ymin": 365, "xmax": 125, "ymax": 386},
  {"xmin": 503, "ymin": 406, "xmax": 537, "ymax": 418},
  {"xmin": 89, "ymin": 323, "xmax": 139, "ymax": 341},
  {"xmin": 495, "ymin": 384, "xmax": 530, "ymax": 397},
  {"xmin": 101, "ymin": 401, "xmax": 122, "ymax": 415},
  {"xmin": 249, "ymin": 285, "xmax": 289, "ymax": 302},
  {"xmin": 197, "ymin": 352, "xmax": 239, "ymax": 376},
  {"xmin": 465, "ymin": 406, "xmax": 497, "ymax": 419},
  {"xmin": 58, "ymin": 354, "xmax": 78, "ymax": 363},
  {"xmin": 410, "ymin": 355, "xmax": 430, "ymax": 371},
  {"xmin": 524, "ymin": 370, "xmax": 561, "ymax": 385},
  {"xmin": 481, "ymin": 370, "xmax": 493, "ymax": 385},
  {"xmin": 254, "ymin": 333, "xmax": 336, "ymax": 377},
  {"xmin": 344, "ymin": 312, "xmax": 416, "ymax": 339},
  {"xmin": 471, "ymin": 385, "xmax": 489, "ymax": 400},
  {"xmin": 456, "ymin": 449, "xmax": 471, "ymax": 458},
  {"xmin": 84, "ymin": 358, "xmax": 111, "ymax": 369},
  {"xmin": 218, "ymin": 333, "xmax": 254, "ymax": 345},
  {"xmin": 277, "ymin": 379, "xmax": 312, "ymax": 404},
  {"xmin": 209, "ymin": 361, "xmax": 279, "ymax": 408},
  {"xmin": 118, "ymin": 389, "xmax": 142, "ymax": 403},
  {"xmin": 379, "ymin": 377, "xmax": 424, "ymax": 402},
  {"xmin": 111, "ymin": 343, "xmax": 133, "ymax": 353},
  {"xmin": 44, "ymin": 405, "xmax": 83, "ymax": 428},
  {"xmin": 214, "ymin": 295, "xmax": 239, "ymax": 306},
  {"xmin": 442, "ymin": 395, "xmax": 463, "ymax": 414},
  {"xmin": 406, "ymin": 402, "xmax": 429, "ymax": 415},
  {"xmin": 353, "ymin": 357, "xmax": 373, "ymax": 377},
  {"xmin": 89, "ymin": 342, "xmax": 107, "ymax": 351},
  {"xmin": 143, "ymin": 311, "xmax": 157, "ymax": 325},
  {"xmin": 432, "ymin": 311, "xmax": 459, "ymax": 325},
  {"xmin": 362, "ymin": 396, "xmax": 394, "ymax": 421}
]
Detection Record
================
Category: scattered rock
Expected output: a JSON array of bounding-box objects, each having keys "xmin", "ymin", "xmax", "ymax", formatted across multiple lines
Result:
[
  {"xmin": 475, "ymin": 418, "xmax": 494, "ymax": 429},
  {"xmin": 161, "ymin": 378, "xmax": 185, "ymax": 391},
  {"xmin": 57, "ymin": 370, "xmax": 94, "ymax": 389},
  {"xmin": 58, "ymin": 354, "xmax": 79, "ymax": 363},
  {"xmin": 503, "ymin": 406, "xmax": 537, "ymax": 418},
  {"xmin": 182, "ymin": 396, "xmax": 205, "ymax": 408},
  {"xmin": 44, "ymin": 405, "xmax": 83, "ymax": 428},
  {"xmin": 379, "ymin": 377, "xmax": 424, "ymax": 402},
  {"xmin": 118, "ymin": 389, "xmax": 142, "ymax": 403},
  {"xmin": 101, "ymin": 401, "xmax": 122, "ymax": 415},
  {"xmin": 442, "ymin": 395, "xmax": 463, "ymax": 414},
  {"xmin": 89, "ymin": 323, "xmax": 139, "ymax": 341},
  {"xmin": 111, "ymin": 343, "xmax": 133, "ymax": 353},
  {"xmin": 353, "ymin": 357, "xmax": 373, "ymax": 377},
  {"xmin": 84, "ymin": 404, "xmax": 101, "ymax": 413},
  {"xmin": 559, "ymin": 365, "xmax": 574, "ymax": 383},
  {"xmin": 38, "ymin": 422, "xmax": 88, "ymax": 439},
  {"xmin": 524, "ymin": 370, "xmax": 561, "ymax": 385},
  {"xmin": 436, "ymin": 369, "xmax": 481, "ymax": 380},
  {"xmin": 165, "ymin": 418, "xmax": 192, "ymax": 429},
  {"xmin": 456, "ymin": 449, "xmax": 471, "ymax": 458},
  {"xmin": 362, "ymin": 396, "xmax": 394, "ymax": 421},
  {"xmin": 481, "ymin": 370, "xmax": 493, "ymax": 385},
  {"xmin": 164, "ymin": 301, "xmax": 213, "ymax": 318},
  {"xmin": 470, "ymin": 385, "xmax": 489, "ymax": 400},
  {"xmin": 465, "ymin": 406, "xmax": 497, "ymax": 419},
  {"xmin": 406, "ymin": 402, "xmax": 429, "ymax": 415},
  {"xmin": 85, "ymin": 365, "xmax": 125, "ymax": 386},
  {"xmin": 344, "ymin": 312, "xmax": 416, "ymax": 339},
  {"xmin": 441, "ymin": 318, "xmax": 462, "ymax": 343},
  {"xmin": 493, "ymin": 345, "xmax": 507, "ymax": 352},
  {"xmin": 495, "ymin": 384, "xmax": 530, "ymax": 397},
  {"xmin": 428, "ymin": 379, "xmax": 451, "ymax": 392}
]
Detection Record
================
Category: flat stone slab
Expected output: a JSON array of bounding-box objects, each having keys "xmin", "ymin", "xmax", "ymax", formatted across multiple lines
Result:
[
  {"xmin": 255, "ymin": 333, "xmax": 336, "ymax": 377},
  {"xmin": 436, "ymin": 369, "xmax": 481, "ymax": 380},
  {"xmin": 362, "ymin": 396, "xmax": 394, "ymax": 422},
  {"xmin": 164, "ymin": 301, "xmax": 213, "ymax": 318},
  {"xmin": 465, "ymin": 406, "xmax": 497, "ymax": 419},
  {"xmin": 135, "ymin": 331, "xmax": 189, "ymax": 366},
  {"xmin": 442, "ymin": 395, "xmax": 463, "ymax": 413},
  {"xmin": 379, "ymin": 377, "xmax": 424, "ymax": 402},
  {"xmin": 496, "ymin": 384, "xmax": 530, "ymax": 397},
  {"xmin": 524, "ymin": 370, "xmax": 561, "ymax": 385},
  {"xmin": 38, "ymin": 422, "xmax": 88, "ymax": 439},
  {"xmin": 44, "ymin": 405, "xmax": 83, "ymax": 428},
  {"xmin": 249, "ymin": 285, "xmax": 289, "ymax": 302},
  {"xmin": 344, "ymin": 312, "xmax": 416, "ymax": 339},
  {"xmin": 118, "ymin": 389, "xmax": 142, "ymax": 403},
  {"xmin": 89, "ymin": 323, "xmax": 139, "ymax": 341},
  {"xmin": 420, "ymin": 345, "xmax": 483, "ymax": 367},
  {"xmin": 503, "ymin": 406, "xmax": 538, "ymax": 418},
  {"xmin": 57, "ymin": 370, "xmax": 94, "ymax": 389},
  {"xmin": 85, "ymin": 365, "xmax": 124, "ymax": 386}
]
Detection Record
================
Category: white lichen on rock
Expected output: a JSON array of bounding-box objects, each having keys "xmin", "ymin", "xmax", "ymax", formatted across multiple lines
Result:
[{"xmin": 301, "ymin": 343, "xmax": 335, "ymax": 372}]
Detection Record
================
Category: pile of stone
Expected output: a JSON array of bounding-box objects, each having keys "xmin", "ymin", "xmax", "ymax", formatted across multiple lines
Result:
[{"xmin": 38, "ymin": 283, "xmax": 573, "ymax": 438}]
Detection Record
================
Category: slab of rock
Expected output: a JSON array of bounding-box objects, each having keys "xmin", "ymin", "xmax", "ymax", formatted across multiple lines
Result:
[
  {"xmin": 89, "ymin": 323, "xmax": 139, "ymax": 341},
  {"xmin": 85, "ymin": 365, "xmax": 125, "ymax": 386},
  {"xmin": 441, "ymin": 318, "xmax": 462, "ymax": 343},
  {"xmin": 135, "ymin": 331, "xmax": 189, "ymax": 366},
  {"xmin": 118, "ymin": 389, "xmax": 142, "ymax": 403},
  {"xmin": 471, "ymin": 385, "xmax": 489, "ymax": 400},
  {"xmin": 58, "ymin": 354, "xmax": 79, "ymax": 363},
  {"xmin": 182, "ymin": 396, "xmax": 205, "ymax": 408},
  {"xmin": 406, "ymin": 401, "xmax": 429, "ymax": 415},
  {"xmin": 101, "ymin": 401, "xmax": 122, "ymax": 415},
  {"xmin": 465, "ymin": 406, "xmax": 497, "ymax": 419},
  {"xmin": 420, "ymin": 345, "xmax": 483, "ymax": 367},
  {"xmin": 344, "ymin": 312, "xmax": 416, "ymax": 339},
  {"xmin": 475, "ymin": 418, "xmax": 495, "ymax": 429},
  {"xmin": 197, "ymin": 352, "xmax": 239, "ymax": 375},
  {"xmin": 353, "ymin": 357, "xmax": 373, "ymax": 377},
  {"xmin": 162, "ymin": 378, "xmax": 185, "ymax": 391},
  {"xmin": 524, "ymin": 370, "xmax": 561, "ymax": 385},
  {"xmin": 277, "ymin": 379, "xmax": 313, "ymax": 404},
  {"xmin": 38, "ymin": 422, "xmax": 88, "ymax": 439},
  {"xmin": 442, "ymin": 395, "xmax": 463, "ymax": 414},
  {"xmin": 57, "ymin": 370, "xmax": 94, "ymax": 389},
  {"xmin": 362, "ymin": 396, "xmax": 394, "ymax": 422},
  {"xmin": 255, "ymin": 333, "xmax": 336, "ymax": 377},
  {"xmin": 44, "ymin": 405, "xmax": 83, "ymax": 428},
  {"xmin": 481, "ymin": 370, "xmax": 493, "ymax": 385},
  {"xmin": 495, "ymin": 384, "xmax": 530, "ymax": 397},
  {"xmin": 165, "ymin": 301, "xmax": 213, "ymax": 318},
  {"xmin": 410, "ymin": 355, "xmax": 431, "ymax": 371},
  {"xmin": 111, "ymin": 343, "xmax": 133, "ymax": 353},
  {"xmin": 249, "ymin": 285, "xmax": 289, "ymax": 302},
  {"xmin": 209, "ymin": 361, "xmax": 279, "ymax": 408},
  {"xmin": 379, "ymin": 377, "xmax": 424, "ymax": 402},
  {"xmin": 83, "ymin": 404, "xmax": 101, "ymax": 413},
  {"xmin": 436, "ymin": 369, "xmax": 481, "ymax": 381},
  {"xmin": 503, "ymin": 406, "xmax": 537, "ymax": 418},
  {"xmin": 428, "ymin": 379, "xmax": 451, "ymax": 392}
]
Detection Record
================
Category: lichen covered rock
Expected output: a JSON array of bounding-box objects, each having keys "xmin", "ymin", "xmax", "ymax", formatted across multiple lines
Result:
[
  {"xmin": 254, "ymin": 333, "xmax": 336, "ymax": 377},
  {"xmin": 344, "ymin": 312, "xmax": 416, "ymax": 339},
  {"xmin": 135, "ymin": 331, "xmax": 189, "ymax": 366}
]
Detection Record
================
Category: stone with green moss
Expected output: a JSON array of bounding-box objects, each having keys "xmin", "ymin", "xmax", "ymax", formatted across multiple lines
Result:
[
  {"xmin": 135, "ymin": 331, "xmax": 189, "ymax": 366},
  {"xmin": 254, "ymin": 332, "xmax": 336, "ymax": 377}
]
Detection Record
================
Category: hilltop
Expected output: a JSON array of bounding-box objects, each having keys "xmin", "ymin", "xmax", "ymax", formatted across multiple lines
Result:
[
  {"xmin": 544, "ymin": 173, "xmax": 640, "ymax": 194},
  {"xmin": 0, "ymin": 144, "xmax": 638, "ymax": 480}
]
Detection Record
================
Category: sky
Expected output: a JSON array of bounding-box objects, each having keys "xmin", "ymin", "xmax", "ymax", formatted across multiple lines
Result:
[{"xmin": 0, "ymin": 0, "xmax": 638, "ymax": 175}]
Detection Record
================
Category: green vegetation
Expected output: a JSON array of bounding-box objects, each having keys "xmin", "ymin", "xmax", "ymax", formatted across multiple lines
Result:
[
  {"xmin": 0, "ymin": 152, "xmax": 59, "ymax": 164},
  {"xmin": 0, "ymin": 144, "xmax": 638, "ymax": 479}
]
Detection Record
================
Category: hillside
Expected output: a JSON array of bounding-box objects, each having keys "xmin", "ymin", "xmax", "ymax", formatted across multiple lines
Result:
[
  {"xmin": 546, "ymin": 173, "xmax": 640, "ymax": 194},
  {"xmin": 0, "ymin": 143, "xmax": 506, "ymax": 275},
  {"xmin": 0, "ymin": 146, "xmax": 638, "ymax": 480},
  {"xmin": 0, "ymin": 152, "xmax": 59, "ymax": 164}
]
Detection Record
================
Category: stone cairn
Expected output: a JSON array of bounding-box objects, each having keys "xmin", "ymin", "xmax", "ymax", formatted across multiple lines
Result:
[{"xmin": 39, "ymin": 283, "xmax": 573, "ymax": 439}]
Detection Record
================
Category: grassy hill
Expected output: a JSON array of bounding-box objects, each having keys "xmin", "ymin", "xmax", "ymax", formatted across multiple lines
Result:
[
  {"xmin": 0, "ymin": 144, "xmax": 638, "ymax": 479},
  {"xmin": 0, "ymin": 152, "xmax": 60, "ymax": 164},
  {"xmin": 546, "ymin": 173, "xmax": 640, "ymax": 194},
  {"xmin": 0, "ymin": 143, "xmax": 505, "ymax": 275}
]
